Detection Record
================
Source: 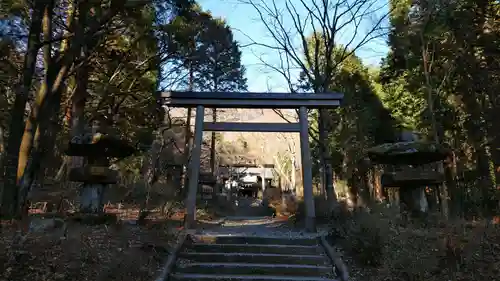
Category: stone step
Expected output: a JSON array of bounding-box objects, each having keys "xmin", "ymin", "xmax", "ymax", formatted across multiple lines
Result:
[
  {"xmin": 193, "ymin": 235, "xmax": 318, "ymax": 246},
  {"xmin": 179, "ymin": 252, "xmax": 329, "ymax": 265},
  {"xmin": 187, "ymin": 243, "xmax": 322, "ymax": 255},
  {"xmin": 170, "ymin": 273, "xmax": 336, "ymax": 281},
  {"xmin": 175, "ymin": 262, "xmax": 332, "ymax": 277}
]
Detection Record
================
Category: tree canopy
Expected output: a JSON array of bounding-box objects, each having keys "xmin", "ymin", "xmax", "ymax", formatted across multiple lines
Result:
[{"xmin": 0, "ymin": 0, "xmax": 247, "ymax": 218}]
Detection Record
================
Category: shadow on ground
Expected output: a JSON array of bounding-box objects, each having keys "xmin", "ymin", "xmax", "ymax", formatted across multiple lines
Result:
[{"xmin": 195, "ymin": 196, "xmax": 308, "ymax": 236}]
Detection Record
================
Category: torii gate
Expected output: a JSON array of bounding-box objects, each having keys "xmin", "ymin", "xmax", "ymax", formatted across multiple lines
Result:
[{"xmin": 161, "ymin": 91, "xmax": 343, "ymax": 232}]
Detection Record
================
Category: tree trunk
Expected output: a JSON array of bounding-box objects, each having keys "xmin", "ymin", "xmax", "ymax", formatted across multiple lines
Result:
[
  {"xmin": 37, "ymin": 0, "xmax": 56, "ymax": 191},
  {"xmin": 460, "ymin": 81, "xmax": 496, "ymax": 215},
  {"xmin": 210, "ymin": 108, "xmax": 217, "ymax": 175},
  {"xmin": 420, "ymin": 28, "xmax": 450, "ymax": 219},
  {"xmin": 0, "ymin": 1, "xmax": 44, "ymax": 219},
  {"xmin": 0, "ymin": 125, "xmax": 4, "ymax": 158},
  {"xmin": 4, "ymin": 1, "xmax": 129, "ymax": 218},
  {"xmin": 476, "ymin": 145, "xmax": 496, "ymax": 215},
  {"xmin": 318, "ymin": 111, "xmax": 325, "ymax": 194},
  {"xmin": 437, "ymin": 163, "xmax": 449, "ymax": 218},
  {"xmin": 22, "ymin": 0, "xmax": 130, "ymax": 214},
  {"xmin": 70, "ymin": 3, "xmax": 90, "ymax": 170},
  {"xmin": 0, "ymin": 125, "xmax": 4, "ymax": 178},
  {"xmin": 18, "ymin": 0, "xmax": 71, "ymax": 216},
  {"xmin": 138, "ymin": 132, "xmax": 164, "ymax": 220},
  {"xmin": 181, "ymin": 64, "xmax": 194, "ymax": 196},
  {"xmin": 358, "ymin": 165, "xmax": 372, "ymax": 207},
  {"xmin": 423, "ymin": 70, "xmax": 449, "ymax": 219},
  {"xmin": 142, "ymin": 132, "xmax": 163, "ymax": 186},
  {"xmin": 54, "ymin": 157, "xmax": 69, "ymax": 181},
  {"xmin": 372, "ymin": 166, "xmax": 384, "ymax": 201},
  {"xmin": 69, "ymin": 1, "xmax": 94, "ymax": 212},
  {"xmin": 181, "ymin": 107, "xmax": 192, "ymax": 196},
  {"xmin": 319, "ymin": 109, "xmax": 337, "ymax": 211},
  {"xmin": 444, "ymin": 152, "xmax": 460, "ymax": 217}
]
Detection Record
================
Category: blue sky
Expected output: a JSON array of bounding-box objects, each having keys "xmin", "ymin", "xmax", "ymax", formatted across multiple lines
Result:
[{"xmin": 198, "ymin": 0, "xmax": 390, "ymax": 92}]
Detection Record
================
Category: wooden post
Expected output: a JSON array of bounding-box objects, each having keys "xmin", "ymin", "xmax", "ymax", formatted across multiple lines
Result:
[
  {"xmin": 185, "ymin": 105, "xmax": 204, "ymax": 228},
  {"xmin": 299, "ymin": 106, "xmax": 316, "ymax": 232}
]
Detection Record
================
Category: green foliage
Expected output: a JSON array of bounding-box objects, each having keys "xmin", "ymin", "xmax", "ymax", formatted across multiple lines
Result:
[
  {"xmin": 161, "ymin": 6, "xmax": 247, "ymax": 92},
  {"xmin": 298, "ymin": 35, "xmax": 397, "ymax": 179},
  {"xmin": 379, "ymin": 72, "xmax": 425, "ymax": 130},
  {"xmin": 193, "ymin": 17, "xmax": 247, "ymax": 92},
  {"xmin": 381, "ymin": 0, "xmax": 500, "ymax": 214},
  {"xmin": 83, "ymin": 2, "xmax": 166, "ymax": 146},
  {"xmin": 0, "ymin": 39, "xmax": 20, "ymax": 130}
]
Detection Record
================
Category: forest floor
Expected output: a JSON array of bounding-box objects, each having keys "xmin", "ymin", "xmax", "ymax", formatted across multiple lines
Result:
[
  {"xmin": 0, "ymin": 206, "xmax": 194, "ymax": 281},
  {"xmin": 0, "ymin": 196, "xmax": 278, "ymax": 281},
  {"xmin": 329, "ymin": 206, "xmax": 500, "ymax": 281},
  {"xmin": 1, "ymin": 199, "xmax": 499, "ymax": 281}
]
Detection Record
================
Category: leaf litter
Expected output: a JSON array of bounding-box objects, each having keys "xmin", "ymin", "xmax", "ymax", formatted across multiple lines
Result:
[{"xmin": 0, "ymin": 218, "xmax": 180, "ymax": 281}]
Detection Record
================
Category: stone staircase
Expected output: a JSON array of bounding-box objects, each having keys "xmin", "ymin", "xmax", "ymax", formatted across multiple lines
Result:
[{"xmin": 169, "ymin": 235, "xmax": 339, "ymax": 281}]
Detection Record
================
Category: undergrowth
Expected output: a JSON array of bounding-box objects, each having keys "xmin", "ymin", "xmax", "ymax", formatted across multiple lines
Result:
[
  {"xmin": 327, "ymin": 204, "xmax": 500, "ymax": 281},
  {"xmin": 0, "ymin": 209, "xmax": 181, "ymax": 281}
]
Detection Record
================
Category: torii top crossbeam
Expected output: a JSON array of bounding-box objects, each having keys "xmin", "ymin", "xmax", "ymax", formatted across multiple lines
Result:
[{"xmin": 160, "ymin": 91, "xmax": 343, "ymax": 108}]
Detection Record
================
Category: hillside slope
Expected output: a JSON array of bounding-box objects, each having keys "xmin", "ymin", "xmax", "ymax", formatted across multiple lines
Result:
[{"xmin": 165, "ymin": 107, "xmax": 301, "ymax": 171}]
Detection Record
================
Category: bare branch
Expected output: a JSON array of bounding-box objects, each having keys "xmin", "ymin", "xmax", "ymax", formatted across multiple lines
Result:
[{"xmin": 238, "ymin": 0, "xmax": 390, "ymax": 93}]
